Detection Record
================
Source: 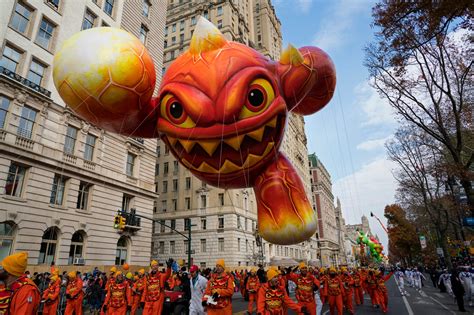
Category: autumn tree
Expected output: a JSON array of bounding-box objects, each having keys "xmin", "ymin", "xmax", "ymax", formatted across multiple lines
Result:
[{"xmin": 366, "ymin": 0, "xmax": 474, "ymax": 214}]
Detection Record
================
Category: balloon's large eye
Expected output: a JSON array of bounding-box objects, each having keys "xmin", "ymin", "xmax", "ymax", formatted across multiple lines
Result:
[
  {"xmin": 160, "ymin": 94, "xmax": 196, "ymax": 128},
  {"xmin": 239, "ymin": 78, "xmax": 275, "ymax": 119}
]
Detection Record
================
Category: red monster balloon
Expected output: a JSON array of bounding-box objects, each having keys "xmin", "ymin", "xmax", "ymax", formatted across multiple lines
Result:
[{"xmin": 53, "ymin": 18, "xmax": 336, "ymax": 245}]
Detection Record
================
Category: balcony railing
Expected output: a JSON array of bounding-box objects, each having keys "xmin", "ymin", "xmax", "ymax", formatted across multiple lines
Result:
[{"xmin": 0, "ymin": 66, "xmax": 51, "ymax": 98}]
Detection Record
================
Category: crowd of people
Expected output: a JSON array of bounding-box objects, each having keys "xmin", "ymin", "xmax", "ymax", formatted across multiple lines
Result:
[{"xmin": 0, "ymin": 251, "xmax": 399, "ymax": 314}]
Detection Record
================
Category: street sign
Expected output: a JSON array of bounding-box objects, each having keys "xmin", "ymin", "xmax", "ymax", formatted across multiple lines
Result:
[
  {"xmin": 436, "ymin": 247, "xmax": 444, "ymax": 257},
  {"xmin": 419, "ymin": 235, "xmax": 427, "ymax": 249},
  {"xmin": 463, "ymin": 217, "xmax": 474, "ymax": 226}
]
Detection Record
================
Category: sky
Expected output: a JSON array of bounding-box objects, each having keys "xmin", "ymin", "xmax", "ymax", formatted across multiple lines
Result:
[{"xmin": 272, "ymin": 0, "xmax": 399, "ymax": 249}]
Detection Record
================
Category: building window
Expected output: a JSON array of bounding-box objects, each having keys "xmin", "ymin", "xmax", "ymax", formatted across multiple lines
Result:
[
  {"xmin": 27, "ymin": 60, "xmax": 46, "ymax": 86},
  {"xmin": 171, "ymin": 36, "xmax": 176, "ymax": 45},
  {"xmin": 237, "ymin": 215, "xmax": 241, "ymax": 229},
  {"xmin": 0, "ymin": 222, "xmax": 15, "ymax": 261},
  {"xmin": 126, "ymin": 153, "xmax": 135, "ymax": 176},
  {"xmin": 156, "ymin": 145, "xmax": 161, "ymax": 156},
  {"xmin": 180, "ymin": 20, "xmax": 185, "ymax": 30},
  {"xmin": 170, "ymin": 241, "xmax": 175, "ymax": 254},
  {"xmin": 165, "ymin": 145, "xmax": 170, "ymax": 155},
  {"xmin": 139, "ymin": 24, "xmax": 148, "ymax": 44},
  {"xmin": 170, "ymin": 219, "xmax": 176, "ymax": 230},
  {"xmin": 173, "ymin": 161, "xmax": 178, "ymax": 174},
  {"xmin": 200, "ymin": 239, "xmax": 206, "ymax": 252},
  {"xmin": 164, "ymin": 40, "xmax": 167, "ymax": 48},
  {"xmin": 217, "ymin": 20, "xmax": 222, "ymax": 29},
  {"xmin": 159, "ymin": 241, "xmax": 165, "ymax": 254},
  {"xmin": 5, "ymin": 163, "xmax": 27, "ymax": 197},
  {"xmin": 200, "ymin": 195, "xmax": 207, "ymax": 208},
  {"xmin": 201, "ymin": 217, "xmax": 206, "ymax": 230},
  {"xmin": 218, "ymin": 238, "xmax": 224, "ymax": 252},
  {"xmin": 218, "ymin": 215, "xmax": 224, "ymax": 229},
  {"xmin": 76, "ymin": 181, "xmax": 91, "ymax": 210},
  {"xmin": 172, "ymin": 179, "xmax": 178, "ymax": 191},
  {"xmin": 82, "ymin": 10, "xmax": 96, "ymax": 30},
  {"xmin": 104, "ymin": 0, "xmax": 114, "ymax": 16},
  {"xmin": 185, "ymin": 197, "xmax": 190, "ymax": 210},
  {"xmin": 184, "ymin": 218, "xmax": 190, "ymax": 231},
  {"xmin": 64, "ymin": 125, "xmax": 78, "ymax": 155},
  {"xmin": 237, "ymin": 238, "xmax": 240, "ymax": 251},
  {"xmin": 36, "ymin": 18, "xmax": 55, "ymax": 50},
  {"xmin": 164, "ymin": 26, "xmax": 168, "ymax": 36},
  {"xmin": 0, "ymin": 96, "xmax": 10, "ymax": 129},
  {"xmin": 162, "ymin": 181, "xmax": 168, "ymax": 193},
  {"xmin": 47, "ymin": 0, "xmax": 60, "ymax": 9},
  {"xmin": 217, "ymin": 6, "xmax": 223, "ymax": 16},
  {"xmin": 17, "ymin": 106, "xmax": 37, "ymax": 139},
  {"xmin": 164, "ymin": 162, "xmax": 169, "ymax": 175},
  {"xmin": 191, "ymin": 16, "xmax": 196, "ymax": 25},
  {"xmin": 185, "ymin": 177, "xmax": 191, "ymax": 190},
  {"xmin": 84, "ymin": 134, "xmax": 96, "ymax": 161},
  {"xmin": 38, "ymin": 227, "xmax": 58, "ymax": 264},
  {"xmin": 68, "ymin": 231, "xmax": 84, "ymax": 265},
  {"xmin": 161, "ymin": 200, "xmax": 167, "ymax": 211},
  {"xmin": 155, "ymin": 163, "xmax": 159, "ymax": 176},
  {"xmin": 172, "ymin": 23, "xmax": 176, "ymax": 32},
  {"xmin": 218, "ymin": 193, "xmax": 224, "ymax": 206},
  {"xmin": 204, "ymin": 11, "xmax": 208, "ymax": 19},
  {"xmin": 172, "ymin": 199, "xmax": 177, "ymax": 211},
  {"xmin": 160, "ymin": 220, "xmax": 165, "ymax": 233},
  {"xmin": 122, "ymin": 194, "xmax": 132, "ymax": 211},
  {"xmin": 0, "ymin": 45, "xmax": 22, "ymax": 73},
  {"xmin": 115, "ymin": 236, "xmax": 128, "ymax": 265},
  {"xmin": 50, "ymin": 174, "xmax": 66, "ymax": 205},
  {"xmin": 10, "ymin": 2, "xmax": 32, "ymax": 34},
  {"xmin": 180, "ymin": 33, "xmax": 184, "ymax": 44},
  {"xmin": 143, "ymin": 0, "xmax": 150, "ymax": 17}
]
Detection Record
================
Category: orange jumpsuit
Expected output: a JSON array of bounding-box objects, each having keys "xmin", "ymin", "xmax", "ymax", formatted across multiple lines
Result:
[
  {"xmin": 375, "ymin": 272, "xmax": 393, "ymax": 313},
  {"xmin": 340, "ymin": 273, "xmax": 354, "ymax": 314},
  {"xmin": 131, "ymin": 277, "xmax": 145, "ymax": 315},
  {"xmin": 246, "ymin": 275, "xmax": 260, "ymax": 313},
  {"xmin": 65, "ymin": 276, "xmax": 84, "ymax": 315},
  {"xmin": 365, "ymin": 273, "xmax": 377, "ymax": 307},
  {"xmin": 42, "ymin": 279, "xmax": 60, "ymax": 315},
  {"xmin": 257, "ymin": 282, "xmax": 302, "ymax": 315},
  {"xmin": 203, "ymin": 272, "xmax": 235, "ymax": 315},
  {"xmin": 287, "ymin": 272, "xmax": 320, "ymax": 315},
  {"xmin": 319, "ymin": 274, "xmax": 328, "ymax": 304},
  {"xmin": 352, "ymin": 272, "xmax": 364, "ymax": 305},
  {"xmin": 104, "ymin": 280, "xmax": 131, "ymax": 315},
  {"xmin": 0, "ymin": 282, "xmax": 10, "ymax": 315},
  {"xmin": 324, "ymin": 276, "xmax": 344, "ymax": 315},
  {"xmin": 141, "ymin": 268, "xmax": 171, "ymax": 315},
  {"xmin": 8, "ymin": 276, "xmax": 41, "ymax": 314}
]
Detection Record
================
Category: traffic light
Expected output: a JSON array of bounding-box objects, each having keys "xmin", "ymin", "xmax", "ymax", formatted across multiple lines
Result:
[
  {"xmin": 114, "ymin": 215, "xmax": 120, "ymax": 229},
  {"xmin": 119, "ymin": 216, "xmax": 126, "ymax": 229}
]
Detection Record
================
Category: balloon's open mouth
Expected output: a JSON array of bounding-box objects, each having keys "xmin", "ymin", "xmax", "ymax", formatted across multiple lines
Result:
[{"xmin": 164, "ymin": 114, "xmax": 285, "ymax": 175}]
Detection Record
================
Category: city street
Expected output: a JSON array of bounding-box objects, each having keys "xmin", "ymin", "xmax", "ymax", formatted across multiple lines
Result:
[{"xmin": 231, "ymin": 276, "xmax": 474, "ymax": 315}]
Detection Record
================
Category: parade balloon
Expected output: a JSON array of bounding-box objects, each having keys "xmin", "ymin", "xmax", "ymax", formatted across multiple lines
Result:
[{"xmin": 53, "ymin": 18, "xmax": 336, "ymax": 245}]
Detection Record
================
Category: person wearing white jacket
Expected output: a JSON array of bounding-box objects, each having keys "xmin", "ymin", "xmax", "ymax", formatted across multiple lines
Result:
[
  {"xmin": 189, "ymin": 265, "xmax": 208, "ymax": 315},
  {"xmin": 439, "ymin": 270, "xmax": 453, "ymax": 296},
  {"xmin": 412, "ymin": 268, "xmax": 426, "ymax": 291},
  {"xmin": 460, "ymin": 267, "xmax": 472, "ymax": 306}
]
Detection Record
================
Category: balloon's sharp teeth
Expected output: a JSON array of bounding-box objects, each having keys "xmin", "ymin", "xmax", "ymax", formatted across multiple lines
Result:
[
  {"xmin": 246, "ymin": 125, "xmax": 265, "ymax": 142},
  {"xmin": 224, "ymin": 134, "xmax": 245, "ymax": 151},
  {"xmin": 197, "ymin": 139, "xmax": 220, "ymax": 157},
  {"xmin": 266, "ymin": 116, "xmax": 278, "ymax": 128},
  {"xmin": 219, "ymin": 159, "xmax": 242, "ymax": 174},
  {"xmin": 178, "ymin": 139, "xmax": 195, "ymax": 153},
  {"xmin": 167, "ymin": 136, "xmax": 178, "ymax": 146}
]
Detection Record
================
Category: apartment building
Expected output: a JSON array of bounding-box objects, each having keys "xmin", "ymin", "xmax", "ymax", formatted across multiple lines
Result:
[
  {"xmin": 0, "ymin": 0, "xmax": 166, "ymax": 267},
  {"xmin": 153, "ymin": 0, "xmax": 318, "ymax": 268}
]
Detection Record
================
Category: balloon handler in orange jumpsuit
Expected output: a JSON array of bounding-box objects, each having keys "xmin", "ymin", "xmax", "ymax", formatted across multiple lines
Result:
[
  {"xmin": 0, "ymin": 252, "xmax": 40, "ymax": 314},
  {"xmin": 352, "ymin": 268, "xmax": 364, "ymax": 306},
  {"xmin": 323, "ymin": 268, "xmax": 344, "ymax": 315},
  {"xmin": 131, "ymin": 269, "xmax": 145, "ymax": 315},
  {"xmin": 102, "ymin": 271, "xmax": 131, "ymax": 315},
  {"xmin": 365, "ymin": 269, "xmax": 378, "ymax": 307},
  {"xmin": 374, "ymin": 269, "xmax": 393, "ymax": 313},
  {"xmin": 340, "ymin": 267, "xmax": 354, "ymax": 314},
  {"xmin": 257, "ymin": 268, "xmax": 309, "ymax": 315},
  {"xmin": 202, "ymin": 259, "xmax": 235, "ymax": 315},
  {"xmin": 65, "ymin": 270, "xmax": 84, "ymax": 315},
  {"xmin": 246, "ymin": 267, "xmax": 261, "ymax": 314},
  {"xmin": 42, "ymin": 274, "xmax": 60, "ymax": 315},
  {"xmin": 285, "ymin": 262, "xmax": 320, "ymax": 315},
  {"xmin": 140, "ymin": 258, "xmax": 173, "ymax": 315}
]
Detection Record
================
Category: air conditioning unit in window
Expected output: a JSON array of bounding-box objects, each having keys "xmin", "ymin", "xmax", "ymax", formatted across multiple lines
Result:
[{"xmin": 73, "ymin": 257, "xmax": 85, "ymax": 265}]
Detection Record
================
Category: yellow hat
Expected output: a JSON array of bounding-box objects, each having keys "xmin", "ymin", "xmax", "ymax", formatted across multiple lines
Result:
[
  {"xmin": 110, "ymin": 266, "xmax": 117, "ymax": 273},
  {"xmin": 0, "ymin": 252, "xmax": 28, "ymax": 277},
  {"xmin": 126, "ymin": 272, "xmax": 133, "ymax": 279},
  {"xmin": 150, "ymin": 260, "xmax": 158, "ymax": 266},
  {"xmin": 115, "ymin": 271, "xmax": 123, "ymax": 277},
  {"xmin": 123, "ymin": 263, "xmax": 130, "ymax": 271},
  {"xmin": 138, "ymin": 268, "xmax": 145, "ymax": 275},
  {"xmin": 319, "ymin": 267, "xmax": 326, "ymax": 272},
  {"xmin": 299, "ymin": 262, "xmax": 307, "ymax": 269},
  {"xmin": 216, "ymin": 259, "xmax": 225, "ymax": 268},
  {"xmin": 134, "ymin": 275, "xmax": 139, "ymax": 281},
  {"xmin": 341, "ymin": 267, "xmax": 347, "ymax": 272},
  {"xmin": 267, "ymin": 269, "xmax": 279, "ymax": 281},
  {"xmin": 50, "ymin": 275, "xmax": 58, "ymax": 283},
  {"xmin": 329, "ymin": 267, "xmax": 336, "ymax": 273},
  {"xmin": 68, "ymin": 271, "xmax": 77, "ymax": 278},
  {"xmin": 250, "ymin": 267, "xmax": 257, "ymax": 273}
]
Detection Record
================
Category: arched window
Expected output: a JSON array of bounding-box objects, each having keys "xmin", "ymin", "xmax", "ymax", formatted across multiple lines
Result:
[
  {"xmin": 68, "ymin": 231, "xmax": 85, "ymax": 265},
  {"xmin": 0, "ymin": 222, "xmax": 15, "ymax": 261},
  {"xmin": 115, "ymin": 236, "xmax": 129, "ymax": 265},
  {"xmin": 38, "ymin": 227, "xmax": 59, "ymax": 264}
]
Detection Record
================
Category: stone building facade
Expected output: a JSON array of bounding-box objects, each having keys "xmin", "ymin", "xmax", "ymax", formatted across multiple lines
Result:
[
  {"xmin": 153, "ymin": 0, "xmax": 317, "ymax": 268},
  {"xmin": 0, "ymin": 0, "xmax": 166, "ymax": 267}
]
